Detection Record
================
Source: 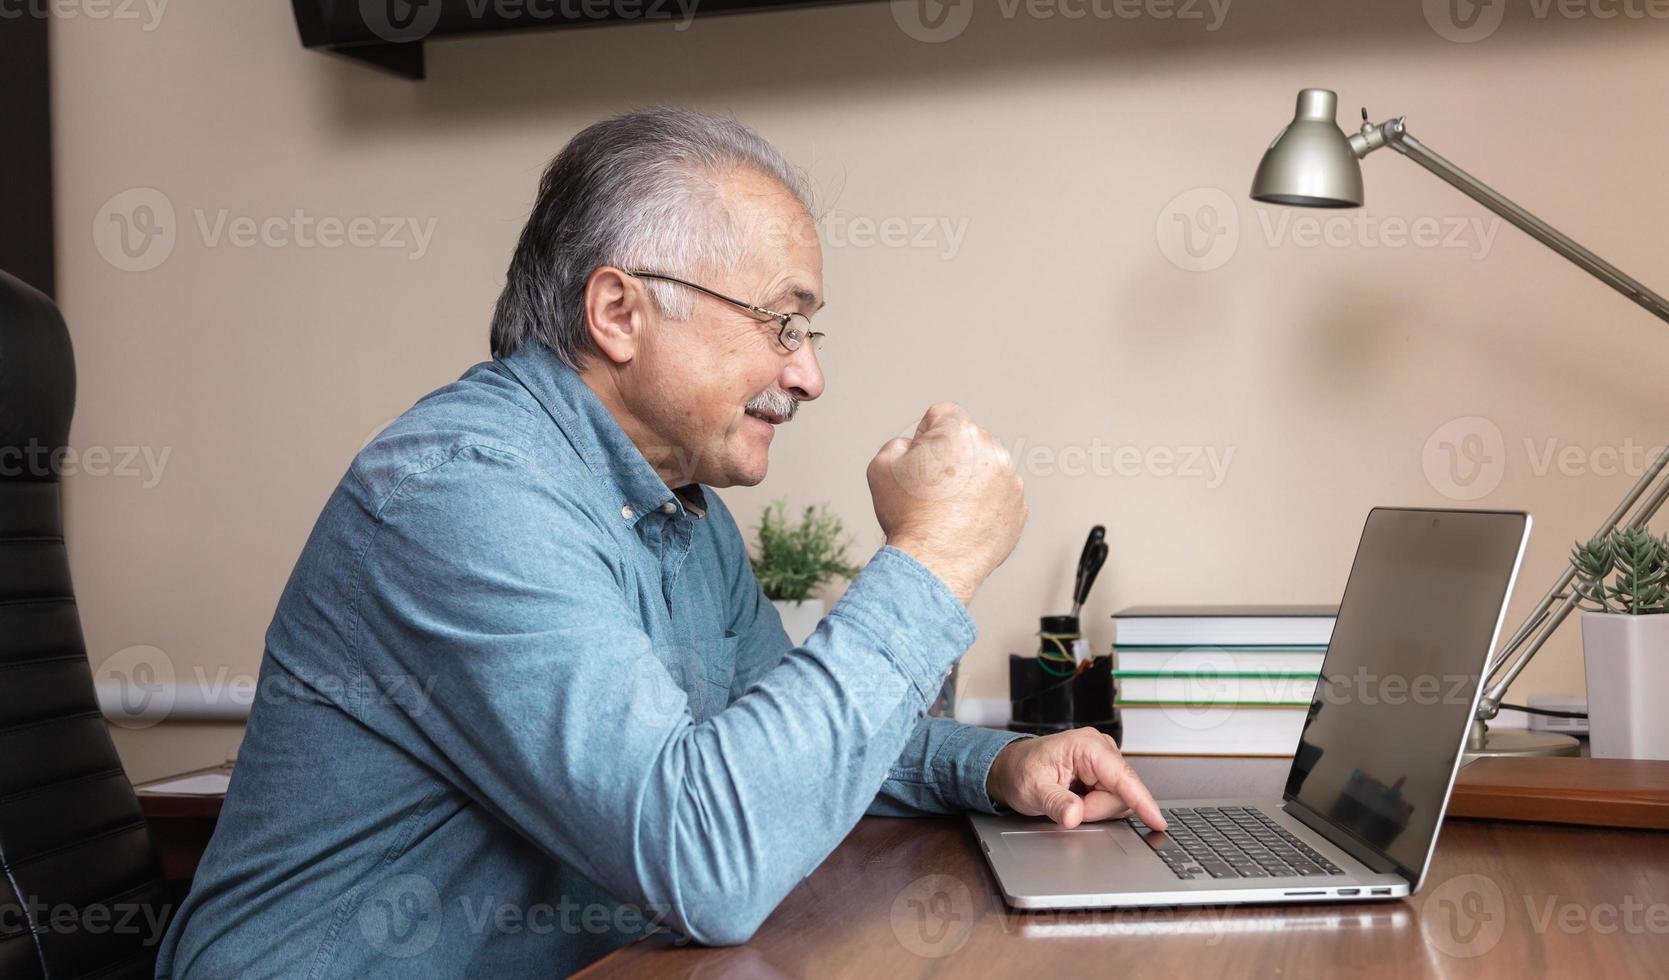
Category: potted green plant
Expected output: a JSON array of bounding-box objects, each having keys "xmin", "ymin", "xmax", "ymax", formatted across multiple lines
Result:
[
  {"xmin": 751, "ymin": 500, "xmax": 861, "ymax": 644},
  {"xmin": 1569, "ymin": 526, "xmax": 1669, "ymax": 760}
]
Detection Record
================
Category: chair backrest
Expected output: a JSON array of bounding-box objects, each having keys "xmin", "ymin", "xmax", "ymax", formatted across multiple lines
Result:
[{"xmin": 0, "ymin": 269, "xmax": 171, "ymax": 979}]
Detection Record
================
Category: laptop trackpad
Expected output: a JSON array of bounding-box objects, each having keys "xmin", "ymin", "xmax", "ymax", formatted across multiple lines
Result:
[
  {"xmin": 1001, "ymin": 827, "xmax": 1132, "ymax": 863},
  {"xmin": 997, "ymin": 826, "xmax": 1156, "ymax": 894}
]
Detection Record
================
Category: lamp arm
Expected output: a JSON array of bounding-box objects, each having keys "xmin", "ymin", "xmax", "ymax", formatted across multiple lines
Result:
[
  {"xmin": 1351, "ymin": 115, "xmax": 1669, "ymax": 720},
  {"xmin": 1479, "ymin": 463, "xmax": 1669, "ymax": 716},
  {"xmin": 1365, "ymin": 118, "xmax": 1669, "ymax": 325}
]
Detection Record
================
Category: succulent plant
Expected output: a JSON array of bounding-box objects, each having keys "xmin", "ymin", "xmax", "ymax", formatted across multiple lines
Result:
[{"xmin": 1569, "ymin": 526, "xmax": 1668, "ymax": 615}]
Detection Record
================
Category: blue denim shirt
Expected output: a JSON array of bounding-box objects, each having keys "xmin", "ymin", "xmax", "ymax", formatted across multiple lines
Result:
[{"xmin": 155, "ymin": 343, "xmax": 1025, "ymax": 978}]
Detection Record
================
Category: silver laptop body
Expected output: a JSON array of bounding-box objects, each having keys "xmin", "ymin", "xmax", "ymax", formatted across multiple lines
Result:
[{"xmin": 971, "ymin": 507, "xmax": 1532, "ymax": 910}]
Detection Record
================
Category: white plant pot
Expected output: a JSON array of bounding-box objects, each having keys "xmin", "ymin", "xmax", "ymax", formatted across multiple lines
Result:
[
  {"xmin": 772, "ymin": 599, "xmax": 825, "ymax": 647},
  {"xmin": 1581, "ymin": 611, "xmax": 1669, "ymax": 760}
]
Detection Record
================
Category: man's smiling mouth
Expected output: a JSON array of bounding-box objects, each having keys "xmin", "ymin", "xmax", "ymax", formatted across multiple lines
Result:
[{"xmin": 745, "ymin": 408, "xmax": 785, "ymax": 425}]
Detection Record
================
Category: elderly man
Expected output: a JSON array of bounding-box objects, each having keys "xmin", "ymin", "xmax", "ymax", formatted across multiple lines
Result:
[{"xmin": 156, "ymin": 108, "xmax": 1163, "ymax": 978}]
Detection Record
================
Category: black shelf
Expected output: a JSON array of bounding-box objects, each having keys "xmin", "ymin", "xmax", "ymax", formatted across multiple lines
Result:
[{"xmin": 293, "ymin": 0, "xmax": 886, "ymax": 80}]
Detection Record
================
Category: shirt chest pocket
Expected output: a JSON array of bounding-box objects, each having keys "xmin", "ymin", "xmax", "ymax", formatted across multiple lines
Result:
[{"xmin": 691, "ymin": 630, "xmax": 740, "ymax": 720}]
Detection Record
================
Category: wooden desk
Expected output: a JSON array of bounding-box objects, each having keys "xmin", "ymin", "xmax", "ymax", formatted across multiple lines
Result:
[
  {"xmin": 137, "ymin": 757, "xmax": 1669, "ymax": 976},
  {"xmin": 581, "ymin": 756, "xmax": 1669, "ymax": 977}
]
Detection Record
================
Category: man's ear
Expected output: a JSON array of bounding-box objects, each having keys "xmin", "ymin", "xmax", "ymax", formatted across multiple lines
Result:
[{"xmin": 583, "ymin": 267, "xmax": 649, "ymax": 365}]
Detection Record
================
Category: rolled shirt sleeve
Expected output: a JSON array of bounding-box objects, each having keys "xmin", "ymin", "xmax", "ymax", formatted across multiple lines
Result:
[{"xmin": 717, "ymin": 524, "xmax": 1029, "ymax": 819}]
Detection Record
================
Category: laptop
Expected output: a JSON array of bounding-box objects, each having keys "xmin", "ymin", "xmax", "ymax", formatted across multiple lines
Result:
[{"xmin": 971, "ymin": 507, "xmax": 1531, "ymax": 909}]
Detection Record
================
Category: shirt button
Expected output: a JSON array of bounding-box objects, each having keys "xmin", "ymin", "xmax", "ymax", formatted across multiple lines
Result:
[
  {"xmin": 621, "ymin": 505, "xmax": 635, "ymax": 521},
  {"xmin": 660, "ymin": 501, "xmax": 677, "ymax": 515}
]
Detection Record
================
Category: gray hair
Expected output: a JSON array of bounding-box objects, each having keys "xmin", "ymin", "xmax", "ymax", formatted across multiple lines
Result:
[{"xmin": 490, "ymin": 107, "xmax": 813, "ymax": 366}]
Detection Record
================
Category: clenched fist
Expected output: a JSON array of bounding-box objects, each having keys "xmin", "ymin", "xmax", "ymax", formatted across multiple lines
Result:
[{"xmin": 866, "ymin": 402, "xmax": 1026, "ymax": 605}]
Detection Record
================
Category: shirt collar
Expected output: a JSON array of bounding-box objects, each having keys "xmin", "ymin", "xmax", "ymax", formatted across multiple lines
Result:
[{"xmin": 497, "ymin": 343, "xmax": 704, "ymax": 525}]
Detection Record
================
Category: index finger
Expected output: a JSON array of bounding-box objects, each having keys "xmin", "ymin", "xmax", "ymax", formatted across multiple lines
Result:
[{"xmin": 1083, "ymin": 736, "xmax": 1166, "ymax": 831}]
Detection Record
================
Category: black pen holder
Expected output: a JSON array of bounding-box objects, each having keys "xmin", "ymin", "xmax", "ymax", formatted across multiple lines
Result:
[{"xmin": 1007, "ymin": 653, "xmax": 1122, "ymax": 741}]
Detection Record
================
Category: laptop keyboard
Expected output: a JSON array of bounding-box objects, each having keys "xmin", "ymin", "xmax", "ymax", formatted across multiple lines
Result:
[{"xmin": 1127, "ymin": 806, "xmax": 1345, "ymax": 880}]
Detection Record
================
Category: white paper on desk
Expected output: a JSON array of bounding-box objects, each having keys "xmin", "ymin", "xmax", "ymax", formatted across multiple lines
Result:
[{"xmin": 140, "ymin": 773, "xmax": 230, "ymax": 795}]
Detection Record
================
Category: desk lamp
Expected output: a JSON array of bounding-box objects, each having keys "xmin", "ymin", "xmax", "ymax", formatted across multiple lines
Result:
[{"xmin": 1250, "ymin": 89, "xmax": 1669, "ymax": 761}]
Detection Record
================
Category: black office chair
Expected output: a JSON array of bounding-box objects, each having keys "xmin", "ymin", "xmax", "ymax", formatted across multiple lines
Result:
[{"xmin": 0, "ymin": 270, "xmax": 174, "ymax": 979}]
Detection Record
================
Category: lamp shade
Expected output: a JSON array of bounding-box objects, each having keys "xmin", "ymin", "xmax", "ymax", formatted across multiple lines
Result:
[{"xmin": 1250, "ymin": 88, "xmax": 1363, "ymax": 208}]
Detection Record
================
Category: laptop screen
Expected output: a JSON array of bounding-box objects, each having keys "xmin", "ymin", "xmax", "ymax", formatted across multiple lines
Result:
[{"xmin": 1284, "ymin": 508, "xmax": 1529, "ymax": 881}]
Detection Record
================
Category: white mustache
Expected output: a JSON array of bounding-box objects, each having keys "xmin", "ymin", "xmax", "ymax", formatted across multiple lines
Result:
[{"xmin": 745, "ymin": 388, "xmax": 799, "ymax": 423}]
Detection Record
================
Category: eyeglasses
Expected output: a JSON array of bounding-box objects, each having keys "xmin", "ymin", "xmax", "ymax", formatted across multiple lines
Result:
[{"xmin": 626, "ymin": 271, "xmax": 824, "ymax": 354}]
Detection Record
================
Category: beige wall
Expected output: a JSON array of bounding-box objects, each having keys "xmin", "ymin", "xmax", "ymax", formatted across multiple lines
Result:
[{"xmin": 49, "ymin": 1, "xmax": 1669, "ymax": 781}]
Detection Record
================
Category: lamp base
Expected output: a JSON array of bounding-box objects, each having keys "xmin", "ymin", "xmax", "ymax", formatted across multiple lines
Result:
[{"xmin": 1462, "ymin": 719, "xmax": 1582, "ymax": 766}]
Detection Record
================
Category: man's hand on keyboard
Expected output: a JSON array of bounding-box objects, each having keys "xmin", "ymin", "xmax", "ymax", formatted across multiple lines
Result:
[{"xmin": 986, "ymin": 728, "xmax": 1167, "ymax": 831}]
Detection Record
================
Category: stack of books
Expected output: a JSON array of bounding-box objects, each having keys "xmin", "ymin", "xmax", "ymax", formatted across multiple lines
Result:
[{"xmin": 1112, "ymin": 605, "xmax": 1336, "ymax": 756}]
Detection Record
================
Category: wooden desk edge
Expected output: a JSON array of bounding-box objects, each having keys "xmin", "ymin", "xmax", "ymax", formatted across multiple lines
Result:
[
  {"xmin": 1446, "ymin": 756, "xmax": 1669, "ymax": 830},
  {"xmin": 135, "ymin": 765, "xmax": 233, "ymax": 821}
]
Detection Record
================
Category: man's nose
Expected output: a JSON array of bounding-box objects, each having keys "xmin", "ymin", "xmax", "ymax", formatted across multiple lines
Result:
[{"xmin": 779, "ymin": 344, "xmax": 824, "ymax": 402}]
